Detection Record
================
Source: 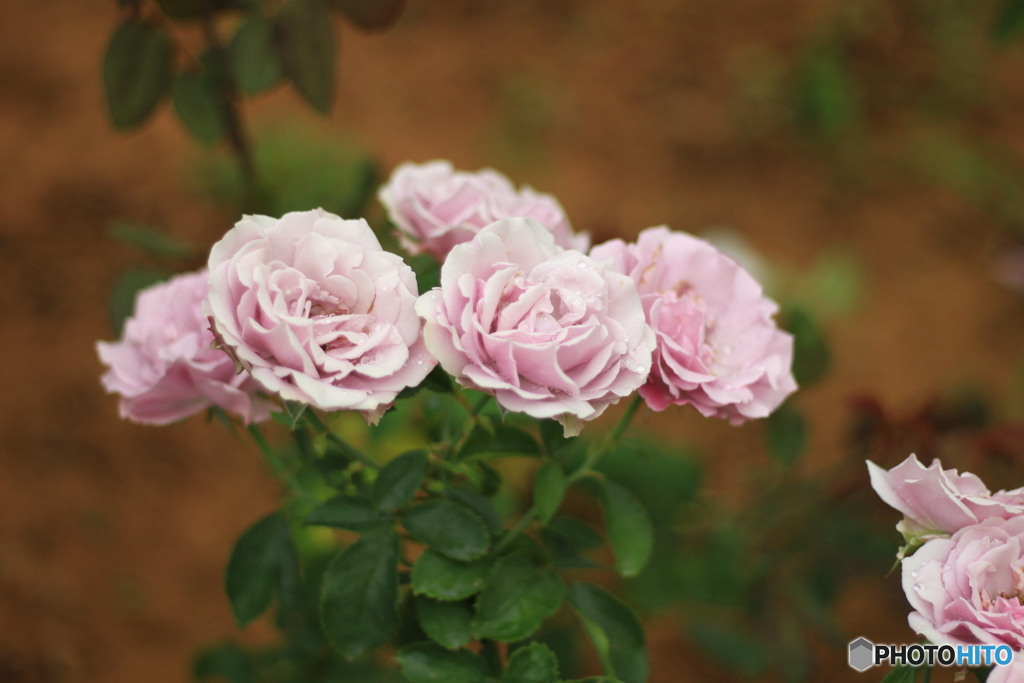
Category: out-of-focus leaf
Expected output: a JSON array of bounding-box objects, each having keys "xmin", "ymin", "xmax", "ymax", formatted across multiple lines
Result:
[
  {"xmin": 994, "ymin": 0, "xmax": 1024, "ymax": 43},
  {"xmin": 109, "ymin": 221, "xmax": 195, "ymax": 259},
  {"xmin": 567, "ymin": 583, "xmax": 647, "ymax": 683},
  {"xmin": 600, "ymin": 481, "xmax": 653, "ymax": 578},
  {"xmin": 193, "ymin": 643, "xmax": 255, "ymax": 683},
  {"xmin": 230, "ymin": 14, "xmax": 283, "ymax": 96},
  {"xmin": 195, "ymin": 130, "xmax": 378, "ymax": 218},
  {"xmin": 767, "ymin": 402, "xmax": 807, "ymax": 467},
  {"xmin": 372, "ymin": 450, "xmax": 428, "ymax": 511},
  {"xmin": 412, "ymin": 549, "xmax": 493, "ymax": 601},
  {"xmin": 880, "ymin": 665, "xmax": 921, "ymax": 683},
  {"xmin": 403, "ymin": 499, "xmax": 489, "ymax": 561},
  {"xmin": 320, "ymin": 527, "xmax": 400, "ymax": 658},
  {"xmin": 396, "ymin": 643, "xmax": 487, "ymax": 683},
  {"xmin": 595, "ymin": 441, "xmax": 701, "ymax": 521},
  {"xmin": 534, "ymin": 462, "xmax": 567, "ymax": 524},
  {"xmin": 502, "ymin": 642, "xmax": 559, "ymax": 683},
  {"xmin": 277, "ymin": 0, "xmax": 335, "ymax": 114},
  {"xmin": 225, "ymin": 512, "xmax": 297, "ymax": 628},
  {"xmin": 793, "ymin": 44, "xmax": 857, "ymax": 141},
  {"xmin": 103, "ymin": 21, "xmax": 173, "ymax": 129},
  {"xmin": 473, "ymin": 553, "xmax": 565, "ymax": 642},
  {"xmin": 329, "ymin": 0, "xmax": 406, "ymax": 30},
  {"xmin": 783, "ymin": 306, "xmax": 829, "ymax": 385},
  {"xmin": 687, "ymin": 621, "xmax": 768, "ymax": 677},
  {"xmin": 408, "ymin": 254, "xmax": 442, "ymax": 293},
  {"xmin": 173, "ymin": 69, "xmax": 227, "ymax": 146},
  {"xmin": 416, "ymin": 597, "xmax": 474, "ymax": 650},
  {"xmin": 108, "ymin": 267, "xmax": 171, "ymax": 335},
  {"xmin": 546, "ymin": 517, "xmax": 602, "ymax": 550},
  {"xmin": 156, "ymin": 0, "xmax": 255, "ymax": 18}
]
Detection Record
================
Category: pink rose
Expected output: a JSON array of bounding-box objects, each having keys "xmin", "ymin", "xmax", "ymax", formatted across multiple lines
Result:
[
  {"xmin": 985, "ymin": 657, "xmax": 1022, "ymax": 683},
  {"xmin": 205, "ymin": 210, "xmax": 436, "ymax": 423},
  {"xmin": 378, "ymin": 160, "xmax": 590, "ymax": 261},
  {"xmin": 903, "ymin": 516, "xmax": 1024, "ymax": 649},
  {"xmin": 415, "ymin": 217, "xmax": 654, "ymax": 437},
  {"xmin": 868, "ymin": 454, "xmax": 1024, "ymax": 536},
  {"xmin": 97, "ymin": 270, "xmax": 270, "ymax": 425},
  {"xmin": 589, "ymin": 227, "xmax": 796, "ymax": 423}
]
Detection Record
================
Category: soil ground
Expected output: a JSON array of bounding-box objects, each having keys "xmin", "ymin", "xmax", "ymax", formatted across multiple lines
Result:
[{"xmin": 2, "ymin": 1, "xmax": 1024, "ymax": 682}]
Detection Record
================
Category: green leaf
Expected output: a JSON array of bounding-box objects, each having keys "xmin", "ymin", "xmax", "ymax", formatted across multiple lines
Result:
[
  {"xmin": 567, "ymin": 583, "xmax": 647, "ymax": 683},
  {"xmin": 109, "ymin": 220, "xmax": 194, "ymax": 260},
  {"xmin": 108, "ymin": 267, "xmax": 171, "ymax": 335},
  {"xmin": 422, "ymin": 365, "xmax": 454, "ymax": 393},
  {"xmin": 416, "ymin": 597, "xmax": 474, "ymax": 650},
  {"xmin": 396, "ymin": 643, "xmax": 487, "ymax": 683},
  {"xmin": 473, "ymin": 553, "xmax": 565, "ymax": 642},
  {"xmin": 412, "ymin": 550, "xmax": 493, "ymax": 601},
  {"xmin": 103, "ymin": 21, "xmax": 173, "ymax": 129},
  {"xmin": 880, "ymin": 665, "xmax": 920, "ymax": 683},
  {"xmin": 320, "ymin": 527, "xmax": 400, "ymax": 658},
  {"xmin": 328, "ymin": 0, "xmax": 406, "ymax": 31},
  {"xmin": 503, "ymin": 642, "xmax": 559, "ymax": 683},
  {"xmin": 767, "ymin": 402, "xmax": 806, "ymax": 467},
  {"xmin": 225, "ymin": 512, "xmax": 296, "ymax": 628},
  {"xmin": 396, "ymin": 364, "xmax": 452, "ymax": 399},
  {"xmin": 277, "ymin": 0, "xmax": 335, "ymax": 114},
  {"xmin": 546, "ymin": 517, "xmax": 602, "ymax": 550},
  {"xmin": 229, "ymin": 14, "xmax": 284, "ymax": 96},
  {"xmin": 459, "ymin": 425, "xmax": 542, "ymax": 461},
  {"xmin": 173, "ymin": 69, "xmax": 227, "ymax": 146},
  {"xmin": 784, "ymin": 306, "xmax": 829, "ymax": 385},
  {"xmin": 306, "ymin": 494, "xmax": 386, "ymax": 530},
  {"xmin": 408, "ymin": 255, "xmax": 442, "ymax": 295},
  {"xmin": 994, "ymin": 0, "xmax": 1024, "ymax": 43},
  {"xmin": 533, "ymin": 462, "xmax": 567, "ymax": 524},
  {"xmin": 600, "ymin": 481, "xmax": 653, "ymax": 578},
  {"xmin": 403, "ymin": 499, "xmax": 489, "ymax": 561},
  {"xmin": 193, "ymin": 643, "xmax": 256, "ymax": 683},
  {"xmin": 372, "ymin": 450, "xmax": 429, "ymax": 511},
  {"xmin": 447, "ymin": 488, "xmax": 503, "ymax": 534}
]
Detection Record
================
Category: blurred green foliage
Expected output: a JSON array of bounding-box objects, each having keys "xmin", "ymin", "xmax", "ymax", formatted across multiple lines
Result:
[{"xmin": 193, "ymin": 128, "xmax": 380, "ymax": 220}]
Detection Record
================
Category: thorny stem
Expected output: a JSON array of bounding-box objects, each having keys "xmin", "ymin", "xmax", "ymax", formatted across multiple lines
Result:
[
  {"xmin": 493, "ymin": 394, "xmax": 644, "ymax": 553},
  {"xmin": 199, "ymin": 0, "xmax": 257, "ymax": 194}
]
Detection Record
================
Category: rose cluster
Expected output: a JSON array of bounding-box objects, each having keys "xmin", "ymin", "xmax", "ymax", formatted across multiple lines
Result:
[
  {"xmin": 98, "ymin": 161, "xmax": 796, "ymax": 435},
  {"xmin": 869, "ymin": 454, "xmax": 1024, "ymax": 681}
]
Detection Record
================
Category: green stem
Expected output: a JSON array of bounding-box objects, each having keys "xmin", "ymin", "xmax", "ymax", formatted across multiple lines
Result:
[
  {"xmin": 492, "ymin": 504, "xmax": 536, "ymax": 553},
  {"xmin": 247, "ymin": 425, "xmax": 309, "ymax": 500},
  {"xmin": 198, "ymin": 0, "xmax": 257, "ymax": 193},
  {"xmin": 494, "ymin": 394, "xmax": 644, "ymax": 552}
]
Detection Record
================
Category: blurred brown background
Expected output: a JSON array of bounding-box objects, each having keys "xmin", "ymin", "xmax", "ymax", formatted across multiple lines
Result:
[{"xmin": 3, "ymin": 0, "xmax": 1024, "ymax": 681}]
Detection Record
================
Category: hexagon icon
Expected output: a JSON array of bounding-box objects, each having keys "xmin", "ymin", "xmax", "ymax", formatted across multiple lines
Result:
[{"xmin": 848, "ymin": 638, "xmax": 874, "ymax": 672}]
